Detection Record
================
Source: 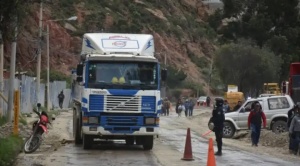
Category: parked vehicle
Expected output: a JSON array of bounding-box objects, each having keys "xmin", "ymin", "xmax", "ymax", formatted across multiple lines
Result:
[
  {"xmin": 72, "ymin": 33, "xmax": 165, "ymax": 150},
  {"xmin": 23, "ymin": 103, "xmax": 54, "ymax": 153},
  {"xmin": 222, "ymin": 95, "xmax": 294, "ymax": 138},
  {"xmin": 288, "ymin": 63, "xmax": 300, "ymax": 103},
  {"xmin": 259, "ymin": 94, "xmax": 276, "ymax": 97},
  {"xmin": 197, "ymin": 96, "xmax": 207, "ymax": 106},
  {"xmin": 263, "ymin": 83, "xmax": 280, "ymax": 95}
]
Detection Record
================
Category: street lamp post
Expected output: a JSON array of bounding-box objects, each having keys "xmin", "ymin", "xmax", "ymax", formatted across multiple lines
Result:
[
  {"xmin": 36, "ymin": 1, "xmax": 43, "ymax": 104},
  {"xmin": 44, "ymin": 16, "xmax": 77, "ymax": 112}
]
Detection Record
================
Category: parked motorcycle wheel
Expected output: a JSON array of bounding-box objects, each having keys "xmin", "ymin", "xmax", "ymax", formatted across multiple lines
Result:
[{"xmin": 24, "ymin": 134, "xmax": 42, "ymax": 153}]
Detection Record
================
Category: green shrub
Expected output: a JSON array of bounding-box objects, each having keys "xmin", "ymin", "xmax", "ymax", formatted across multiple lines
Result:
[
  {"xmin": 0, "ymin": 135, "xmax": 23, "ymax": 166},
  {"xmin": 0, "ymin": 116, "xmax": 6, "ymax": 126}
]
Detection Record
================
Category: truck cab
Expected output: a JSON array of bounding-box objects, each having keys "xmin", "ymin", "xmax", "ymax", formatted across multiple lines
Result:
[{"xmin": 72, "ymin": 33, "xmax": 167, "ymax": 150}]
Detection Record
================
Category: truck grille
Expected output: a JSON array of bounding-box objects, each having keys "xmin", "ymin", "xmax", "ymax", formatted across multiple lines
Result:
[
  {"xmin": 106, "ymin": 95, "xmax": 141, "ymax": 112},
  {"xmin": 101, "ymin": 116, "xmax": 143, "ymax": 126}
]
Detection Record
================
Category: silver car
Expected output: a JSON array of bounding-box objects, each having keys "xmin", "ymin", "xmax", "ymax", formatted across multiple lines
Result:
[{"xmin": 223, "ymin": 95, "xmax": 294, "ymax": 138}]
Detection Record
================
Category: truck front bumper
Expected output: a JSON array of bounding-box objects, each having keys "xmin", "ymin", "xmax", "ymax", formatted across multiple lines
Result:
[{"xmin": 82, "ymin": 126, "xmax": 159, "ymax": 136}]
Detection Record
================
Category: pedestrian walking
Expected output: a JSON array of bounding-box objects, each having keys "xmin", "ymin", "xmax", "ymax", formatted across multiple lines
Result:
[
  {"xmin": 58, "ymin": 91, "xmax": 65, "ymax": 109},
  {"xmin": 206, "ymin": 96, "xmax": 211, "ymax": 107},
  {"xmin": 189, "ymin": 99, "xmax": 195, "ymax": 116},
  {"xmin": 184, "ymin": 99, "xmax": 190, "ymax": 117},
  {"xmin": 163, "ymin": 97, "xmax": 170, "ymax": 116},
  {"xmin": 211, "ymin": 98, "xmax": 225, "ymax": 156},
  {"xmin": 247, "ymin": 101, "xmax": 266, "ymax": 146}
]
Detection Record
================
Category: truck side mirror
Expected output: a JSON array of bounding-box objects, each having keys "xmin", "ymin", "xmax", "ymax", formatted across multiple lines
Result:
[
  {"xmin": 76, "ymin": 64, "xmax": 84, "ymax": 76},
  {"xmin": 161, "ymin": 69, "xmax": 167, "ymax": 81}
]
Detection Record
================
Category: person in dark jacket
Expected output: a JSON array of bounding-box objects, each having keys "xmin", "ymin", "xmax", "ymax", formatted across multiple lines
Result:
[
  {"xmin": 211, "ymin": 98, "xmax": 225, "ymax": 156},
  {"xmin": 233, "ymin": 101, "xmax": 242, "ymax": 111},
  {"xmin": 206, "ymin": 96, "xmax": 211, "ymax": 107},
  {"xmin": 58, "ymin": 91, "xmax": 65, "ymax": 109},
  {"xmin": 248, "ymin": 101, "xmax": 267, "ymax": 146},
  {"xmin": 175, "ymin": 98, "xmax": 182, "ymax": 114},
  {"xmin": 288, "ymin": 104, "xmax": 299, "ymax": 152},
  {"xmin": 289, "ymin": 108, "xmax": 300, "ymax": 155}
]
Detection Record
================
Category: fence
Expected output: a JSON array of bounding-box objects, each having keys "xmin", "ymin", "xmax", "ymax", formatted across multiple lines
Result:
[{"xmin": 0, "ymin": 75, "xmax": 70, "ymax": 117}]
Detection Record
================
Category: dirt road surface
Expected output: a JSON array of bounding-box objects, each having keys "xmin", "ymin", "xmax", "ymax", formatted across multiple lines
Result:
[{"xmin": 15, "ymin": 107, "xmax": 300, "ymax": 166}]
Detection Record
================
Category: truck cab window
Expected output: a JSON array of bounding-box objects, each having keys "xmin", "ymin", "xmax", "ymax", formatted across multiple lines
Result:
[{"xmin": 87, "ymin": 62, "xmax": 158, "ymax": 90}]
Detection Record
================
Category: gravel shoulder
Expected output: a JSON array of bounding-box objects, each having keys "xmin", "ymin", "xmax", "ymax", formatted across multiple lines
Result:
[{"xmin": 172, "ymin": 106, "xmax": 300, "ymax": 162}]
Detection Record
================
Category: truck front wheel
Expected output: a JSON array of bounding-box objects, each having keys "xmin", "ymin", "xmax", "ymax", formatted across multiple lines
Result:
[
  {"xmin": 83, "ymin": 134, "xmax": 93, "ymax": 150},
  {"xmin": 142, "ymin": 136, "xmax": 153, "ymax": 150},
  {"xmin": 73, "ymin": 110, "xmax": 82, "ymax": 145}
]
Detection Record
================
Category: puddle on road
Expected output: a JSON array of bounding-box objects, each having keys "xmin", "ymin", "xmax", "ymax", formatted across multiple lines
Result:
[{"xmin": 158, "ymin": 127, "xmax": 298, "ymax": 166}]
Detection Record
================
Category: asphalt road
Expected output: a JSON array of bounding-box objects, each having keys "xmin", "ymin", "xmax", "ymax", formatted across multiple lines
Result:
[{"xmin": 14, "ymin": 107, "xmax": 299, "ymax": 166}]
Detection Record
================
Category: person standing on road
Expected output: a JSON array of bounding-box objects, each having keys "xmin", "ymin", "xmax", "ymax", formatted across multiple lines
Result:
[
  {"xmin": 206, "ymin": 96, "xmax": 211, "ymax": 107},
  {"xmin": 189, "ymin": 99, "xmax": 195, "ymax": 116},
  {"xmin": 211, "ymin": 98, "xmax": 225, "ymax": 156},
  {"xmin": 223, "ymin": 100, "xmax": 230, "ymax": 113},
  {"xmin": 288, "ymin": 104, "xmax": 299, "ymax": 152},
  {"xmin": 233, "ymin": 101, "xmax": 242, "ymax": 111},
  {"xmin": 58, "ymin": 91, "xmax": 65, "ymax": 109},
  {"xmin": 175, "ymin": 98, "xmax": 182, "ymax": 115},
  {"xmin": 289, "ymin": 108, "xmax": 300, "ymax": 155},
  {"xmin": 163, "ymin": 98, "xmax": 170, "ymax": 116},
  {"xmin": 247, "ymin": 101, "xmax": 266, "ymax": 147},
  {"xmin": 184, "ymin": 99, "xmax": 190, "ymax": 117}
]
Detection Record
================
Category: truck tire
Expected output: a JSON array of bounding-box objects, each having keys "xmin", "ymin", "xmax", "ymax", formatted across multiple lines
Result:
[
  {"xmin": 136, "ymin": 137, "xmax": 143, "ymax": 145},
  {"xmin": 73, "ymin": 110, "xmax": 82, "ymax": 145},
  {"xmin": 125, "ymin": 137, "xmax": 135, "ymax": 145},
  {"xmin": 142, "ymin": 136, "xmax": 153, "ymax": 150},
  {"xmin": 223, "ymin": 122, "xmax": 235, "ymax": 138},
  {"xmin": 83, "ymin": 134, "xmax": 93, "ymax": 150},
  {"xmin": 272, "ymin": 120, "xmax": 287, "ymax": 134}
]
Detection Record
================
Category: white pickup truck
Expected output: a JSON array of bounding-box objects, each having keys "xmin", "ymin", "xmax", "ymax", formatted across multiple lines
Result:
[{"xmin": 223, "ymin": 95, "xmax": 294, "ymax": 138}]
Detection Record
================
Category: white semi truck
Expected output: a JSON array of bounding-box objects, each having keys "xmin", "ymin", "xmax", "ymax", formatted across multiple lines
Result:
[{"xmin": 71, "ymin": 33, "xmax": 167, "ymax": 150}]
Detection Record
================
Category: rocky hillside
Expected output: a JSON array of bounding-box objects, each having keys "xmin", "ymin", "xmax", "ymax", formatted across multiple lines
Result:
[{"xmin": 4, "ymin": 0, "xmax": 216, "ymax": 92}]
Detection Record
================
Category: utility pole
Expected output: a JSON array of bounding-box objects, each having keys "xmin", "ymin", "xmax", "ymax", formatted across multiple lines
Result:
[
  {"xmin": 164, "ymin": 52, "xmax": 167, "ymax": 67},
  {"xmin": 46, "ymin": 24, "xmax": 50, "ymax": 112},
  {"xmin": 0, "ymin": 29, "xmax": 3, "ymax": 116},
  {"xmin": 7, "ymin": 17, "xmax": 18, "ymax": 122},
  {"xmin": 36, "ymin": 1, "xmax": 43, "ymax": 103}
]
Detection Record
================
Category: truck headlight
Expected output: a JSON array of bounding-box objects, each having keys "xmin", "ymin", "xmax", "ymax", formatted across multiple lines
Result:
[
  {"xmin": 145, "ymin": 118, "xmax": 155, "ymax": 125},
  {"xmin": 88, "ymin": 117, "xmax": 99, "ymax": 124}
]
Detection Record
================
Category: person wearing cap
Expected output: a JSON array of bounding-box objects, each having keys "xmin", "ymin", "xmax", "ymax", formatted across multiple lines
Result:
[
  {"xmin": 211, "ymin": 98, "xmax": 225, "ymax": 156},
  {"xmin": 247, "ymin": 101, "xmax": 267, "ymax": 146},
  {"xmin": 289, "ymin": 108, "xmax": 300, "ymax": 155}
]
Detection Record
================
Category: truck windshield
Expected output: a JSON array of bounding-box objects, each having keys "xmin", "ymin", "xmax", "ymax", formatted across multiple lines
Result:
[{"xmin": 87, "ymin": 61, "xmax": 158, "ymax": 90}]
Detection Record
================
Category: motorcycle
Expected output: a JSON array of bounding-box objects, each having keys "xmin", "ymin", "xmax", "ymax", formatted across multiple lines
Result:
[{"xmin": 23, "ymin": 103, "xmax": 54, "ymax": 153}]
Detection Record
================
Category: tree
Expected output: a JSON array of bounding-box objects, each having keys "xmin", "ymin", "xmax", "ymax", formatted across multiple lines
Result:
[
  {"xmin": 218, "ymin": 0, "xmax": 300, "ymax": 81},
  {"xmin": 214, "ymin": 40, "xmax": 281, "ymax": 94},
  {"xmin": 166, "ymin": 66, "xmax": 187, "ymax": 89},
  {"xmin": 0, "ymin": 0, "xmax": 31, "ymax": 41}
]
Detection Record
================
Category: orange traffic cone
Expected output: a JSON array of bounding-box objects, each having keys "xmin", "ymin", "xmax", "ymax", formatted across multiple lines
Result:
[
  {"xmin": 181, "ymin": 128, "xmax": 194, "ymax": 161},
  {"xmin": 207, "ymin": 138, "xmax": 216, "ymax": 166}
]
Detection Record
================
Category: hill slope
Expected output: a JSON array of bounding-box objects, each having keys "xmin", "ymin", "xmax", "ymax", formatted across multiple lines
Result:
[{"xmin": 4, "ymin": 0, "xmax": 216, "ymax": 92}]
